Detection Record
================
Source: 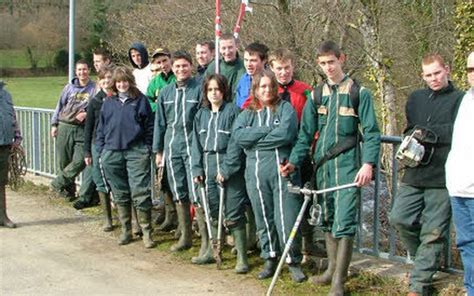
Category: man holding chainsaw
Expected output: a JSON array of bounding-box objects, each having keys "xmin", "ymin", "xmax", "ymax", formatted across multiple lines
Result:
[
  {"xmin": 390, "ymin": 54, "xmax": 463, "ymax": 296},
  {"xmin": 281, "ymin": 40, "xmax": 380, "ymax": 295}
]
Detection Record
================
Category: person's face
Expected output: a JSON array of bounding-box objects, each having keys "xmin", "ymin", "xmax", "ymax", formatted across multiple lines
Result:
[
  {"xmin": 150, "ymin": 64, "xmax": 160, "ymax": 77},
  {"xmin": 116, "ymin": 80, "xmax": 130, "ymax": 93},
  {"xmin": 207, "ymin": 79, "xmax": 224, "ymax": 107},
  {"xmin": 153, "ymin": 55, "xmax": 172, "ymax": 74},
  {"xmin": 270, "ymin": 59, "xmax": 294, "ymax": 85},
  {"xmin": 244, "ymin": 52, "xmax": 265, "ymax": 76},
  {"xmin": 257, "ymin": 76, "xmax": 274, "ymax": 106},
  {"xmin": 196, "ymin": 44, "xmax": 213, "ymax": 67},
  {"xmin": 422, "ymin": 61, "xmax": 450, "ymax": 91},
  {"xmin": 172, "ymin": 58, "xmax": 192, "ymax": 81},
  {"xmin": 130, "ymin": 49, "xmax": 142, "ymax": 67},
  {"xmin": 99, "ymin": 72, "xmax": 113, "ymax": 90},
  {"xmin": 75, "ymin": 63, "xmax": 90, "ymax": 82},
  {"xmin": 220, "ymin": 39, "xmax": 237, "ymax": 63},
  {"xmin": 317, "ymin": 54, "xmax": 344, "ymax": 83},
  {"xmin": 93, "ymin": 54, "xmax": 109, "ymax": 72},
  {"xmin": 466, "ymin": 53, "xmax": 474, "ymax": 88}
]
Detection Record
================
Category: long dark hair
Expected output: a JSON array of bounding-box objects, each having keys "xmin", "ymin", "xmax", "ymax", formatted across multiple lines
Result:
[
  {"xmin": 247, "ymin": 69, "xmax": 280, "ymax": 111},
  {"xmin": 201, "ymin": 74, "xmax": 230, "ymax": 108},
  {"xmin": 111, "ymin": 65, "xmax": 141, "ymax": 98}
]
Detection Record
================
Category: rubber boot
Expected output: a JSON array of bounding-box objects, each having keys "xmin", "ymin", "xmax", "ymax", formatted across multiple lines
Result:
[
  {"xmin": 131, "ymin": 205, "xmax": 143, "ymax": 237},
  {"xmin": 258, "ymin": 258, "xmax": 278, "ymax": 280},
  {"xmin": 98, "ymin": 192, "xmax": 113, "ymax": 232},
  {"xmin": 117, "ymin": 204, "xmax": 132, "ymax": 245},
  {"xmin": 328, "ymin": 237, "xmax": 353, "ymax": 296},
  {"xmin": 288, "ymin": 263, "xmax": 307, "ymax": 283},
  {"xmin": 159, "ymin": 192, "xmax": 178, "ymax": 231},
  {"xmin": 0, "ymin": 185, "xmax": 16, "ymax": 228},
  {"xmin": 138, "ymin": 209, "xmax": 156, "ymax": 249},
  {"xmin": 170, "ymin": 200, "xmax": 192, "ymax": 252},
  {"xmin": 192, "ymin": 209, "xmax": 216, "ymax": 264},
  {"xmin": 311, "ymin": 232, "xmax": 338, "ymax": 285},
  {"xmin": 153, "ymin": 203, "xmax": 165, "ymax": 225},
  {"xmin": 231, "ymin": 223, "xmax": 249, "ymax": 274},
  {"xmin": 245, "ymin": 205, "xmax": 258, "ymax": 251}
]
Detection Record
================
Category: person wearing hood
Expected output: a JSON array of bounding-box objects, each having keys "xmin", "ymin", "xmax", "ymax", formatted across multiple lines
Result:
[
  {"xmin": 128, "ymin": 42, "xmax": 152, "ymax": 95},
  {"xmin": 50, "ymin": 60, "xmax": 97, "ymax": 208}
]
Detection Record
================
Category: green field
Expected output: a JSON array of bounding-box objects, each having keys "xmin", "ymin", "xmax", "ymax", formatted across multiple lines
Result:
[
  {"xmin": 3, "ymin": 76, "xmax": 69, "ymax": 109},
  {"xmin": 0, "ymin": 49, "xmax": 52, "ymax": 69}
]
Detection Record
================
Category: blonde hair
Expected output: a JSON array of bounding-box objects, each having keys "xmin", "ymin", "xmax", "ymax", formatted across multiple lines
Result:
[{"xmin": 247, "ymin": 69, "xmax": 280, "ymax": 111}]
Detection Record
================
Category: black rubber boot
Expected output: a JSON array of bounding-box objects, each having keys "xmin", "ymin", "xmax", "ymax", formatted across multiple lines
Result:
[
  {"xmin": 0, "ymin": 185, "xmax": 16, "ymax": 228},
  {"xmin": 245, "ymin": 205, "xmax": 258, "ymax": 251},
  {"xmin": 98, "ymin": 192, "xmax": 113, "ymax": 232},
  {"xmin": 311, "ymin": 232, "xmax": 338, "ymax": 285},
  {"xmin": 231, "ymin": 223, "xmax": 249, "ymax": 274},
  {"xmin": 153, "ymin": 203, "xmax": 166, "ymax": 225},
  {"xmin": 288, "ymin": 263, "xmax": 307, "ymax": 283},
  {"xmin": 158, "ymin": 192, "xmax": 178, "ymax": 232},
  {"xmin": 328, "ymin": 237, "xmax": 353, "ymax": 296},
  {"xmin": 170, "ymin": 200, "xmax": 192, "ymax": 252},
  {"xmin": 117, "ymin": 204, "xmax": 132, "ymax": 245},
  {"xmin": 138, "ymin": 209, "xmax": 156, "ymax": 249},
  {"xmin": 258, "ymin": 258, "xmax": 278, "ymax": 280}
]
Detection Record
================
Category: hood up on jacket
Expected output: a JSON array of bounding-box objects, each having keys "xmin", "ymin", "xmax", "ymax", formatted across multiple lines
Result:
[{"xmin": 128, "ymin": 42, "xmax": 150, "ymax": 69}]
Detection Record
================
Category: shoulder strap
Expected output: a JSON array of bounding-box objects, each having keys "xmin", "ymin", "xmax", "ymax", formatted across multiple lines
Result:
[
  {"xmin": 311, "ymin": 84, "xmax": 324, "ymax": 107},
  {"xmin": 349, "ymin": 79, "xmax": 360, "ymax": 116}
]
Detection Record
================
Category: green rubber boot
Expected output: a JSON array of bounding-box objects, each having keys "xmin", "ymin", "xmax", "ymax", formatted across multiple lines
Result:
[
  {"xmin": 117, "ymin": 204, "xmax": 132, "ymax": 245},
  {"xmin": 311, "ymin": 232, "xmax": 338, "ymax": 285},
  {"xmin": 138, "ymin": 209, "xmax": 156, "ymax": 249},
  {"xmin": 231, "ymin": 223, "xmax": 249, "ymax": 274},
  {"xmin": 158, "ymin": 192, "xmax": 178, "ymax": 232},
  {"xmin": 98, "ymin": 192, "xmax": 113, "ymax": 232},
  {"xmin": 329, "ymin": 237, "xmax": 353, "ymax": 296},
  {"xmin": 245, "ymin": 205, "xmax": 258, "ymax": 251},
  {"xmin": 191, "ymin": 208, "xmax": 215, "ymax": 264},
  {"xmin": 170, "ymin": 200, "xmax": 192, "ymax": 252},
  {"xmin": 0, "ymin": 185, "xmax": 16, "ymax": 228}
]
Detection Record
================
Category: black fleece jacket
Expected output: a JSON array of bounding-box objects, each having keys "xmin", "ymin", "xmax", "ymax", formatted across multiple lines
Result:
[{"xmin": 401, "ymin": 82, "xmax": 464, "ymax": 187}]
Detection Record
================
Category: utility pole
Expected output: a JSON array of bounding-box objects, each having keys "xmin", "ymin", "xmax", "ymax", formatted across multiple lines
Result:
[{"xmin": 68, "ymin": 0, "xmax": 75, "ymax": 81}]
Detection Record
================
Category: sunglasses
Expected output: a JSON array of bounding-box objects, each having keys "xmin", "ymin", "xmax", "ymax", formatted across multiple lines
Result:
[
  {"xmin": 468, "ymin": 67, "xmax": 474, "ymax": 73},
  {"xmin": 151, "ymin": 69, "xmax": 160, "ymax": 72}
]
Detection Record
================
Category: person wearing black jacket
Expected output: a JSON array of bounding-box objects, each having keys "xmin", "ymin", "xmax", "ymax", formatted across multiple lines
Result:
[
  {"xmin": 83, "ymin": 65, "xmax": 114, "ymax": 231},
  {"xmin": 96, "ymin": 66, "xmax": 155, "ymax": 249},
  {"xmin": 389, "ymin": 54, "xmax": 464, "ymax": 296}
]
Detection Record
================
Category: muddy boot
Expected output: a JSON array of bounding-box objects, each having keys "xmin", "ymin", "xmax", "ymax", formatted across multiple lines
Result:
[
  {"xmin": 0, "ymin": 185, "xmax": 16, "ymax": 228},
  {"xmin": 138, "ymin": 209, "xmax": 156, "ymax": 249},
  {"xmin": 98, "ymin": 192, "xmax": 113, "ymax": 232},
  {"xmin": 289, "ymin": 263, "xmax": 307, "ymax": 283},
  {"xmin": 159, "ymin": 192, "xmax": 178, "ymax": 232},
  {"xmin": 192, "ymin": 210, "xmax": 215, "ymax": 264},
  {"xmin": 153, "ymin": 203, "xmax": 166, "ymax": 225},
  {"xmin": 131, "ymin": 205, "xmax": 143, "ymax": 237},
  {"xmin": 191, "ymin": 208, "xmax": 214, "ymax": 264},
  {"xmin": 311, "ymin": 232, "xmax": 338, "ymax": 285},
  {"xmin": 170, "ymin": 200, "xmax": 192, "ymax": 252},
  {"xmin": 117, "ymin": 204, "xmax": 132, "ymax": 245},
  {"xmin": 258, "ymin": 258, "xmax": 278, "ymax": 280},
  {"xmin": 231, "ymin": 223, "xmax": 249, "ymax": 274},
  {"xmin": 328, "ymin": 237, "xmax": 353, "ymax": 296},
  {"xmin": 245, "ymin": 205, "xmax": 258, "ymax": 251}
]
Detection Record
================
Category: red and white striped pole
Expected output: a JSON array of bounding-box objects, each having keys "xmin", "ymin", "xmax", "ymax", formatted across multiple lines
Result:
[
  {"xmin": 233, "ymin": 0, "xmax": 252, "ymax": 41},
  {"xmin": 215, "ymin": 0, "xmax": 221, "ymax": 74}
]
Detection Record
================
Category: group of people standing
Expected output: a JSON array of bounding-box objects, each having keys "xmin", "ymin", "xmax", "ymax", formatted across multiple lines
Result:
[{"xmin": 1, "ymin": 33, "xmax": 472, "ymax": 296}]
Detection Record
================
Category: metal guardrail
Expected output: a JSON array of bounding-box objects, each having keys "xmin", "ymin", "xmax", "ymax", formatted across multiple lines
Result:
[{"xmin": 14, "ymin": 107, "xmax": 458, "ymax": 270}]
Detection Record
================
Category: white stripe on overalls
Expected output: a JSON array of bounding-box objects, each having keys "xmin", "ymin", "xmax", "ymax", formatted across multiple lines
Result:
[
  {"xmin": 255, "ymin": 109, "xmax": 275, "ymax": 257},
  {"xmin": 203, "ymin": 112, "xmax": 214, "ymax": 207},
  {"xmin": 182, "ymin": 88, "xmax": 198, "ymax": 203},
  {"xmin": 168, "ymin": 89, "xmax": 180, "ymax": 200}
]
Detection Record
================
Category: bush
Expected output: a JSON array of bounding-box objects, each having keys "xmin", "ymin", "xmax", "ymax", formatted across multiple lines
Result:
[{"xmin": 53, "ymin": 49, "xmax": 82, "ymax": 71}]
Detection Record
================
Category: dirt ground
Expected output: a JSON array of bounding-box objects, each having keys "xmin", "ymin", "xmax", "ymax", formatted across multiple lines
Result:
[{"xmin": 0, "ymin": 189, "xmax": 265, "ymax": 296}]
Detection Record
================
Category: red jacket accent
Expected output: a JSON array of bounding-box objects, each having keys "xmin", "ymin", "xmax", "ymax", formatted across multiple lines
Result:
[{"xmin": 242, "ymin": 79, "xmax": 312, "ymax": 122}]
